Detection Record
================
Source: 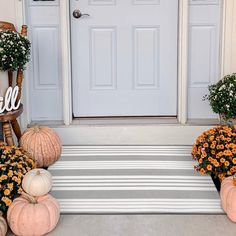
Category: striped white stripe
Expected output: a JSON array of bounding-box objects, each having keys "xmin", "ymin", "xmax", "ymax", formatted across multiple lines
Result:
[
  {"xmin": 61, "ymin": 146, "xmax": 192, "ymax": 156},
  {"xmin": 52, "ymin": 175, "xmax": 211, "ymax": 179},
  {"xmin": 58, "ymin": 199, "xmax": 223, "ymax": 213},
  {"xmin": 50, "ymin": 160, "xmax": 196, "ymax": 170},
  {"xmin": 52, "ymin": 176, "xmax": 216, "ymax": 191},
  {"xmin": 53, "ymin": 187, "xmax": 216, "ymax": 191}
]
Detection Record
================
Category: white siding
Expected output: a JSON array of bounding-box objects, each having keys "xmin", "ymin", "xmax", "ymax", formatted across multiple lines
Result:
[
  {"xmin": 26, "ymin": 0, "xmax": 63, "ymax": 122},
  {"xmin": 0, "ymin": 0, "xmax": 17, "ymax": 25},
  {"xmin": 187, "ymin": 0, "xmax": 221, "ymax": 119}
]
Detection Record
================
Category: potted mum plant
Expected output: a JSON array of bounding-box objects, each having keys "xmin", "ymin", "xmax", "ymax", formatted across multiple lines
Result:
[
  {"xmin": 204, "ymin": 73, "xmax": 236, "ymax": 124},
  {"xmin": 0, "ymin": 143, "xmax": 35, "ymax": 214},
  {"xmin": 193, "ymin": 74, "xmax": 236, "ymax": 191},
  {"xmin": 0, "ymin": 29, "xmax": 30, "ymax": 96},
  {"xmin": 192, "ymin": 126, "xmax": 236, "ymax": 191}
]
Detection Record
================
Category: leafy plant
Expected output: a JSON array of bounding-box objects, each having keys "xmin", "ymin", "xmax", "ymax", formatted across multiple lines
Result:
[
  {"xmin": 0, "ymin": 30, "xmax": 31, "ymax": 71},
  {"xmin": 204, "ymin": 73, "xmax": 236, "ymax": 122}
]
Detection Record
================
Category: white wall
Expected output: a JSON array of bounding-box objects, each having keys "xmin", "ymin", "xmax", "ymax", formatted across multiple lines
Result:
[
  {"xmin": 0, "ymin": 0, "xmax": 16, "ymax": 24},
  {"xmin": 222, "ymin": 0, "xmax": 236, "ymax": 75}
]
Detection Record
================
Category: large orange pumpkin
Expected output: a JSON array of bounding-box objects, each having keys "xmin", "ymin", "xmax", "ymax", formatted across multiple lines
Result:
[
  {"xmin": 220, "ymin": 175, "xmax": 236, "ymax": 222},
  {"xmin": 7, "ymin": 193, "xmax": 60, "ymax": 236},
  {"xmin": 20, "ymin": 126, "xmax": 62, "ymax": 167}
]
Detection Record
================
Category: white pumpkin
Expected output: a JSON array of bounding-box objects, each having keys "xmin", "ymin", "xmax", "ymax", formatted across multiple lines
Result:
[
  {"xmin": 22, "ymin": 168, "xmax": 52, "ymax": 196},
  {"xmin": 0, "ymin": 212, "xmax": 7, "ymax": 236}
]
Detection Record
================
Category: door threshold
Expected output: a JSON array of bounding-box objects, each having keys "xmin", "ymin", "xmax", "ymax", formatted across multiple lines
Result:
[
  {"xmin": 29, "ymin": 118, "xmax": 220, "ymax": 127},
  {"xmin": 72, "ymin": 117, "xmax": 178, "ymax": 125}
]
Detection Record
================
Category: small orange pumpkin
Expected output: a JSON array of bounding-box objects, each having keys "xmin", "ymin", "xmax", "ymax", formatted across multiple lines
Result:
[
  {"xmin": 20, "ymin": 126, "xmax": 62, "ymax": 167},
  {"xmin": 0, "ymin": 211, "xmax": 7, "ymax": 236},
  {"xmin": 7, "ymin": 193, "xmax": 60, "ymax": 236},
  {"xmin": 220, "ymin": 175, "xmax": 236, "ymax": 222}
]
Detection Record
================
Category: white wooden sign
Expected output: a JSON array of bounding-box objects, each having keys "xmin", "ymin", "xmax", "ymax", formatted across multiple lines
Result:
[{"xmin": 0, "ymin": 86, "xmax": 21, "ymax": 113}]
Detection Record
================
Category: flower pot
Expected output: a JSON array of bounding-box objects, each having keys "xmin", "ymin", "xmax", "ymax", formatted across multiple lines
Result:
[
  {"xmin": 0, "ymin": 71, "xmax": 9, "ymax": 97},
  {"xmin": 219, "ymin": 114, "xmax": 236, "ymax": 125},
  {"xmin": 211, "ymin": 174, "xmax": 221, "ymax": 192}
]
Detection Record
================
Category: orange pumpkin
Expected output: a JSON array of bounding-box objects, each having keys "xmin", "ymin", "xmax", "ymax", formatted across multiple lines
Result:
[
  {"xmin": 7, "ymin": 193, "xmax": 60, "ymax": 236},
  {"xmin": 220, "ymin": 175, "xmax": 236, "ymax": 222},
  {"xmin": 0, "ymin": 212, "xmax": 7, "ymax": 236},
  {"xmin": 20, "ymin": 126, "xmax": 62, "ymax": 167}
]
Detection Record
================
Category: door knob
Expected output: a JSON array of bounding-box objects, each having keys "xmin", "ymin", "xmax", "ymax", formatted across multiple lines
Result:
[{"xmin": 73, "ymin": 10, "xmax": 90, "ymax": 19}]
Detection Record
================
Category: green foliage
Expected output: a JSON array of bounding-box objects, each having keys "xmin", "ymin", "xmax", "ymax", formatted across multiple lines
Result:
[
  {"xmin": 0, "ymin": 30, "xmax": 31, "ymax": 71},
  {"xmin": 204, "ymin": 74, "xmax": 236, "ymax": 121}
]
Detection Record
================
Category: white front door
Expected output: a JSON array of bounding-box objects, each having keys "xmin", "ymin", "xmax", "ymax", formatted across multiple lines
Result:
[{"xmin": 71, "ymin": 0, "xmax": 178, "ymax": 117}]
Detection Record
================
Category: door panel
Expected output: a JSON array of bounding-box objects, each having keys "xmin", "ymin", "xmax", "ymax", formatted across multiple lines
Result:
[
  {"xmin": 71, "ymin": 0, "xmax": 178, "ymax": 117},
  {"xmin": 188, "ymin": 1, "xmax": 221, "ymax": 119}
]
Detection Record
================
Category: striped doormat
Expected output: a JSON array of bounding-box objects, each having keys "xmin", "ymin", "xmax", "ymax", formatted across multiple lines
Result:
[{"xmin": 49, "ymin": 146, "xmax": 223, "ymax": 214}]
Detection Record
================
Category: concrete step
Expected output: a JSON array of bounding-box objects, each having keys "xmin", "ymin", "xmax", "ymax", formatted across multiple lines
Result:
[{"xmin": 48, "ymin": 146, "xmax": 223, "ymax": 214}]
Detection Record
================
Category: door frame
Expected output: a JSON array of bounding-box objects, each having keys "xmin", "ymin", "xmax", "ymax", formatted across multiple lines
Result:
[
  {"xmin": 62, "ymin": 0, "xmax": 189, "ymax": 124},
  {"xmin": 16, "ymin": 0, "xmax": 235, "ymax": 130}
]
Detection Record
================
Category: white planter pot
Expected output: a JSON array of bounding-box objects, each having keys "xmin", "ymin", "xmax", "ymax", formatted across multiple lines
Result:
[{"xmin": 0, "ymin": 71, "xmax": 9, "ymax": 97}]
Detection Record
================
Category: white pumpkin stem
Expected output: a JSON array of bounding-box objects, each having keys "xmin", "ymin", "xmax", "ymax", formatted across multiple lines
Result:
[
  {"xmin": 233, "ymin": 174, "xmax": 236, "ymax": 186},
  {"xmin": 36, "ymin": 170, "xmax": 41, "ymax": 175},
  {"xmin": 21, "ymin": 191, "xmax": 38, "ymax": 204}
]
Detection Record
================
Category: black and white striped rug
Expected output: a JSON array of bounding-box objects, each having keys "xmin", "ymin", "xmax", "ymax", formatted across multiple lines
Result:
[{"xmin": 49, "ymin": 146, "xmax": 223, "ymax": 214}]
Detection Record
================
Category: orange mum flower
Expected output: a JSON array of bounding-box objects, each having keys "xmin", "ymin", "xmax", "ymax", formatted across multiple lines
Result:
[
  {"xmin": 208, "ymin": 157, "xmax": 213, "ymax": 162},
  {"xmin": 214, "ymin": 161, "xmax": 219, "ymax": 167},
  {"xmin": 207, "ymin": 165, "xmax": 212, "ymax": 171},
  {"xmin": 209, "ymin": 136, "xmax": 215, "ymax": 141},
  {"xmin": 203, "ymin": 143, "xmax": 209, "ymax": 148},
  {"xmin": 210, "ymin": 144, "xmax": 216, "ymax": 149},
  {"xmin": 200, "ymin": 168, "xmax": 205, "ymax": 175},
  {"xmin": 225, "ymin": 161, "xmax": 230, "ymax": 167},
  {"xmin": 224, "ymin": 150, "xmax": 233, "ymax": 156},
  {"xmin": 217, "ymin": 145, "xmax": 224, "ymax": 150},
  {"xmin": 220, "ymin": 158, "xmax": 226, "ymax": 163},
  {"xmin": 201, "ymin": 151, "xmax": 207, "ymax": 158}
]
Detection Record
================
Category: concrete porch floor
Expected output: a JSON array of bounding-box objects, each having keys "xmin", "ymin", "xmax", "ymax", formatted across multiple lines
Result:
[
  {"xmin": 7, "ymin": 146, "xmax": 233, "ymax": 235},
  {"xmin": 7, "ymin": 214, "xmax": 236, "ymax": 236}
]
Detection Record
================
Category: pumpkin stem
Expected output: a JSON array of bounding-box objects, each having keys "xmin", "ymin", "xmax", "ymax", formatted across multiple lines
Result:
[
  {"xmin": 36, "ymin": 170, "xmax": 41, "ymax": 175},
  {"xmin": 34, "ymin": 126, "xmax": 40, "ymax": 133},
  {"xmin": 233, "ymin": 174, "xmax": 236, "ymax": 186},
  {"xmin": 21, "ymin": 191, "xmax": 38, "ymax": 204}
]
